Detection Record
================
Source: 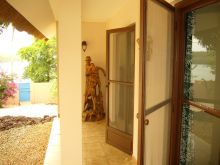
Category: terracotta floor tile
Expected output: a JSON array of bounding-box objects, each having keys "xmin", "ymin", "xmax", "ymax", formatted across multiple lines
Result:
[
  {"xmin": 86, "ymin": 157, "xmax": 108, "ymax": 165},
  {"xmin": 84, "ymin": 142, "xmax": 106, "ymax": 158},
  {"xmin": 82, "ymin": 120, "xmax": 137, "ymax": 165}
]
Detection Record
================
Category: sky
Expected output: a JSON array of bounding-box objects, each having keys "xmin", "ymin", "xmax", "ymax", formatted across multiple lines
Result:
[
  {"xmin": 0, "ymin": 24, "xmax": 34, "ymax": 56},
  {"xmin": 0, "ymin": 24, "xmax": 34, "ymax": 80},
  {"xmin": 192, "ymin": 36, "xmax": 207, "ymax": 52}
]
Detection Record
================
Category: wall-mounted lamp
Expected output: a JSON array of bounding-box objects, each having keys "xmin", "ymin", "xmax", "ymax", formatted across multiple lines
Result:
[{"xmin": 82, "ymin": 41, "xmax": 87, "ymax": 52}]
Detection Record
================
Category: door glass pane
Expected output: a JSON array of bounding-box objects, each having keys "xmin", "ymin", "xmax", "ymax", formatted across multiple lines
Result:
[
  {"xmin": 144, "ymin": 1, "xmax": 174, "ymax": 164},
  {"xmin": 182, "ymin": 105, "xmax": 220, "ymax": 165},
  {"xmin": 144, "ymin": 104, "xmax": 171, "ymax": 165},
  {"xmin": 180, "ymin": 2, "xmax": 220, "ymax": 164},
  {"xmin": 109, "ymin": 83, "xmax": 134, "ymax": 135},
  {"xmin": 185, "ymin": 2, "xmax": 220, "ymax": 110},
  {"xmin": 109, "ymin": 31, "xmax": 135, "ymax": 82},
  {"xmin": 145, "ymin": 0, "xmax": 174, "ymax": 109}
]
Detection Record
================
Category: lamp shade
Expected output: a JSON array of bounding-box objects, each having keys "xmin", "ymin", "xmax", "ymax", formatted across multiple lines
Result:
[{"xmin": 82, "ymin": 41, "xmax": 87, "ymax": 52}]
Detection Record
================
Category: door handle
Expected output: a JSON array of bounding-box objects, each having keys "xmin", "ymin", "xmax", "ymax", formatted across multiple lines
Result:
[
  {"xmin": 145, "ymin": 119, "xmax": 149, "ymax": 125},
  {"xmin": 136, "ymin": 113, "xmax": 149, "ymax": 125}
]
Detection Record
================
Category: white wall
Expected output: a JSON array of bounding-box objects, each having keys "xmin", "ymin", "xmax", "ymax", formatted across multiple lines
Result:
[
  {"xmin": 106, "ymin": 0, "xmax": 140, "ymax": 159},
  {"xmin": 81, "ymin": 22, "xmax": 107, "ymax": 111},
  {"xmin": 57, "ymin": 0, "xmax": 82, "ymax": 164}
]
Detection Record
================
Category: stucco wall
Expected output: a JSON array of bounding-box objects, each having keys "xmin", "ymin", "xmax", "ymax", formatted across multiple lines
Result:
[
  {"xmin": 30, "ymin": 82, "xmax": 57, "ymax": 104},
  {"xmin": 81, "ymin": 22, "xmax": 107, "ymax": 111},
  {"xmin": 106, "ymin": 0, "xmax": 140, "ymax": 159}
]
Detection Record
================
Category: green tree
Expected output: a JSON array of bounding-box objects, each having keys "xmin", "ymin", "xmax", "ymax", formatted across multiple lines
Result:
[{"xmin": 18, "ymin": 38, "xmax": 57, "ymax": 82}]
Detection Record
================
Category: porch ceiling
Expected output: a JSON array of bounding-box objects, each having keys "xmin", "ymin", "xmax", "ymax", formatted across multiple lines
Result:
[
  {"xmin": 0, "ymin": 0, "xmax": 45, "ymax": 39},
  {"xmin": 6, "ymin": 0, "xmax": 56, "ymax": 38},
  {"xmin": 82, "ymin": 0, "xmax": 182, "ymax": 22},
  {"xmin": 3, "ymin": 0, "xmax": 181, "ymax": 38},
  {"xmin": 82, "ymin": 0, "xmax": 130, "ymax": 22}
]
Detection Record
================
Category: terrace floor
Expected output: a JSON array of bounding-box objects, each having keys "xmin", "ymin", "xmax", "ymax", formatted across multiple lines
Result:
[{"xmin": 0, "ymin": 104, "xmax": 137, "ymax": 164}]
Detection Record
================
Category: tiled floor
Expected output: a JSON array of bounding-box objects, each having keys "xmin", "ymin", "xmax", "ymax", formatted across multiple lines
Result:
[{"xmin": 83, "ymin": 119, "xmax": 137, "ymax": 165}]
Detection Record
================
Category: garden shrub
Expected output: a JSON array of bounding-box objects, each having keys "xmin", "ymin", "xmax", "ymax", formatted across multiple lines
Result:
[{"xmin": 0, "ymin": 71, "xmax": 17, "ymax": 107}]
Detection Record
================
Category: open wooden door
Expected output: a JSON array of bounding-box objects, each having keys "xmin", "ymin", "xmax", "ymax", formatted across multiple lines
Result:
[
  {"xmin": 139, "ymin": 0, "xmax": 220, "ymax": 164},
  {"xmin": 138, "ymin": 0, "xmax": 175, "ymax": 164},
  {"xmin": 171, "ymin": 0, "xmax": 220, "ymax": 164},
  {"xmin": 106, "ymin": 25, "xmax": 135, "ymax": 154}
]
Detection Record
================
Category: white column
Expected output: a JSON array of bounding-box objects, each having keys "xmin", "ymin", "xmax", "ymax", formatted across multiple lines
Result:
[{"xmin": 57, "ymin": 0, "xmax": 82, "ymax": 164}]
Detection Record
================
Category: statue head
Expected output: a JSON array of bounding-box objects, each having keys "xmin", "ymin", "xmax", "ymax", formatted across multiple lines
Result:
[{"xmin": 85, "ymin": 56, "xmax": 91, "ymax": 65}]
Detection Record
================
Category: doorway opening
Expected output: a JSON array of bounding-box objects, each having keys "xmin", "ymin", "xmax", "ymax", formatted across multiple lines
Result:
[
  {"xmin": 81, "ymin": 1, "xmax": 138, "ymax": 164},
  {"xmin": 106, "ymin": 25, "xmax": 135, "ymax": 155}
]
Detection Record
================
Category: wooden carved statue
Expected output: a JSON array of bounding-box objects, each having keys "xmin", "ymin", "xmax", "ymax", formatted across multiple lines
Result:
[{"xmin": 82, "ymin": 56, "xmax": 106, "ymax": 121}]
